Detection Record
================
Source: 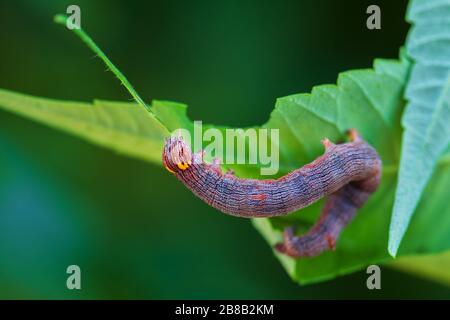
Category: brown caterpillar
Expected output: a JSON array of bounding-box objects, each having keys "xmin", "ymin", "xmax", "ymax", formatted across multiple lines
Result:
[{"xmin": 162, "ymin": 129, "xmax": 381, "ymax": 258}]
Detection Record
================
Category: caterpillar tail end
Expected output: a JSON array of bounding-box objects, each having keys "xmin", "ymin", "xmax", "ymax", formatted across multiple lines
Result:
[{"xmin": 274, "ymin": 227, "xmax": 305, "ymax": 258}]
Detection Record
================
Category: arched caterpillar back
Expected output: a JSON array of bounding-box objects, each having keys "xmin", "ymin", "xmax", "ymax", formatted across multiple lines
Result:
[{"xmin": 162, "ymin": 129, "xmax": 381, "ymax": 258}]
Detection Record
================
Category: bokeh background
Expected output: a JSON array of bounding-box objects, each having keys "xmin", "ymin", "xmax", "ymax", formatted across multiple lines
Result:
[{"xmin": 1, "ymin": 0, "xmax": 449, "ymax": 299}]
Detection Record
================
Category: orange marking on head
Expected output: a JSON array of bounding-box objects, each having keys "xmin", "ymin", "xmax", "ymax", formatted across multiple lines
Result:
[
  {"xmin": 177, "ymin": 162, "xmax": 189, "ymax": 170},
  {"xmin": 321, "ymin": 138, "xmax": 333, "ymax": 149}
]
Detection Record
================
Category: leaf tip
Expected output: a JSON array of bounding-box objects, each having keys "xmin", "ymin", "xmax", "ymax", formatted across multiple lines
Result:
[
  {"xmin": 388, "ymin": 241, "xmax": 399, "ymax": 258},
  {"xmin": 388, "ymin": 214, "xmax": 404, "ymax": 258}
]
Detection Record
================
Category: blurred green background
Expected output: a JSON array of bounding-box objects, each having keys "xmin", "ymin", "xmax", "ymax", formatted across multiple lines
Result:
[{"xmin": 1, "ymin": 0, "xmax": 449, "ymax": 299}]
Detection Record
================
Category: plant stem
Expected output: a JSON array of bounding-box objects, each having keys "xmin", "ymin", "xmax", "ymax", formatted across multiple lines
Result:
[{"xmin": 54, "ymin": 14, "xmax": 170, "ymax": 132}]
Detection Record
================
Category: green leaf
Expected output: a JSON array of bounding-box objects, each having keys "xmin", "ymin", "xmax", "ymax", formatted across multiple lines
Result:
[{"xmin": 388, "ymin": 0, "xmax": 450, "ymax": 257}]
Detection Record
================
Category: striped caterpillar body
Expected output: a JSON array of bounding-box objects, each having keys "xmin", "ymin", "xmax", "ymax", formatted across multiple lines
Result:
[{"xmin": 162, "ymin": 129, "xmax": 381, "ymax": 258}]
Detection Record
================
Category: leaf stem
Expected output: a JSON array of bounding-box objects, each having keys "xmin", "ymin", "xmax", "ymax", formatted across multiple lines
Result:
[{"xmin": 54, "ymin": 14, "xmax": 170, "ymax": 132}]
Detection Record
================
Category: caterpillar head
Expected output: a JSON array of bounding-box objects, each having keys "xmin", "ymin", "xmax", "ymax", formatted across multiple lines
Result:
[{"xmin": 162, "ymin": 136, "xmax": 193, "ymax": 174}]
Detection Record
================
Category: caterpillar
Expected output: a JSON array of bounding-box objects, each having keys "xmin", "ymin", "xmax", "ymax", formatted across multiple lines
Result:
[{"xmin": 162, "ymin": 129, "xmax": 381, "ymax": 258}]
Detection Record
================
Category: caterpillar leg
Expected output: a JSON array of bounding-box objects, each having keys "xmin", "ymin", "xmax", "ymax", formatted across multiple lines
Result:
[{"xmin": 321, "ymin": 138, "xmax": 334, "ymax": 150}]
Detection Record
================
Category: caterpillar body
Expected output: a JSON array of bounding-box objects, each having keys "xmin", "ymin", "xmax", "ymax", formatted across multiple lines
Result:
[{"xmin": 162, "ymin": 129, "xmax": 381, "ymax": 258}]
